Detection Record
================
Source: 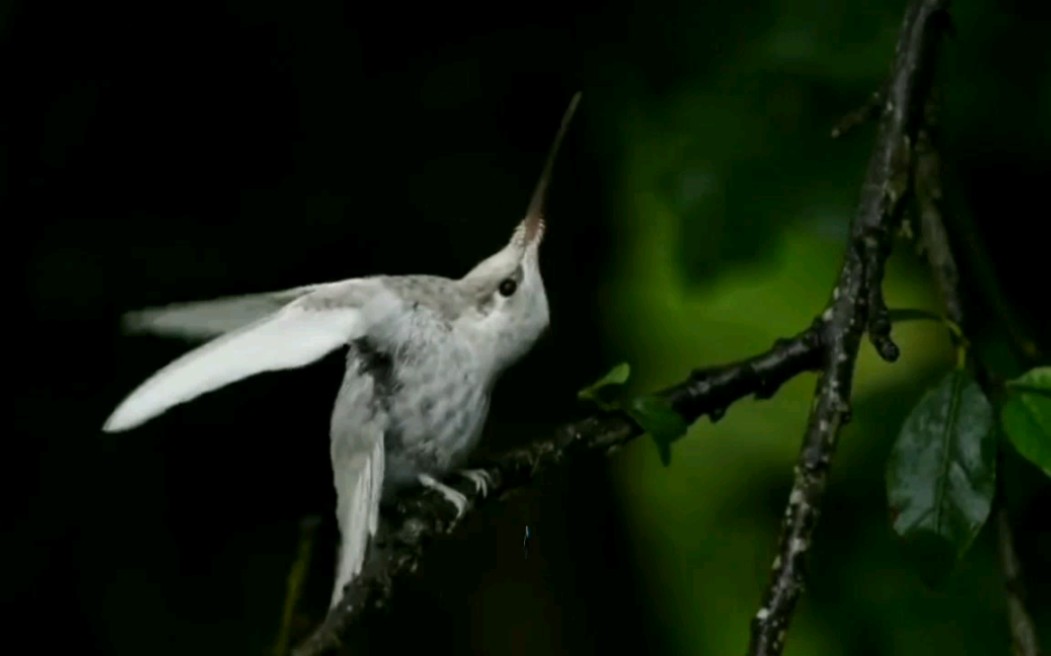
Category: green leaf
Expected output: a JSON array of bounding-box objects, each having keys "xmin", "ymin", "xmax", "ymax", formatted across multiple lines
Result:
[
  {"xmin": 886, "ymin": 370, "xmax": 996, "ymax": 562},
  {"xmin": 1001, "ymin": 367, "xmax": 1051, "ymax": 477},
  {"xmin": 1004, "ymin": 365, "xmax": 1051, "ymax": 396},
  {"xmin": 627, "ymin": 394, "xmax": 689, "ymax": 467},
  {"xmin": 578, "ymin": 362, "xmax": 632, "ymax": 411}
]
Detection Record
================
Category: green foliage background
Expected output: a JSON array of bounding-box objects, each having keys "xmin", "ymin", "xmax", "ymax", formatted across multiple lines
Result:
[{"xmin": 599, "ymin": 2, "xmax": 1049, "ymax": 653}]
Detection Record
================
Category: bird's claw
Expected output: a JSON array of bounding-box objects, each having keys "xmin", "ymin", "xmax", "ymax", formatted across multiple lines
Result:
[
  {"xmin": 418, "ymin": 473, "xmax": 468, "ymax": 519},
  {"xmin": 458, "ymin": 469, "xmax": 492, "ymax": 498}
]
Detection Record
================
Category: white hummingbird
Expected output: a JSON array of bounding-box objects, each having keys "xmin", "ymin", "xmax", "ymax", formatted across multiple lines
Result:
[{"xmin": 102, "ymin": 92, "xmax": 582, "ymax": 608}]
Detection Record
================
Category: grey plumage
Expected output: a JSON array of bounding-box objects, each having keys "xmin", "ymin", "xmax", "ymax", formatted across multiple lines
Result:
[{"xmin": 101, "ymin": 92, "xmax": 581, "ymax": 608}]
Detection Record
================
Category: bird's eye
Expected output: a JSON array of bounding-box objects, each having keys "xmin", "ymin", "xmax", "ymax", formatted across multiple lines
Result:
[{"xmin": 498, "ymin": 278, "xmax": 517, "ymax": 297}]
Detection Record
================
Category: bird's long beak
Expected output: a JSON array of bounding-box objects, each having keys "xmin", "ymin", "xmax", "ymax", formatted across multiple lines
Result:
[{"xmin": 516, "ymin": 91, "xmax": 582, "ymax": 249}]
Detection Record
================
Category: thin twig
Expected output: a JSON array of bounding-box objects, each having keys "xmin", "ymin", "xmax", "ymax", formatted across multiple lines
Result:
[
  {"xmin": 747, "ymin": 1, "xmax": 952, "ymax": 654},
  {"xmin": 998, "ymin": 508, "xmax": 1043, "ymax": 656},
  {"xmin": 830, "ymin": 89, "xmax": 885, "ymax": 139},
  {"xmin": 275, "ymin": 515, "xmax": 322, "ymax": 656},
  {"xmin": 916, "ymin": 82, "xmax": 1044, "ymax": 656},
  {"xmin": 915, "ymin": 93, "xmax": 963, "ymax": 327}
]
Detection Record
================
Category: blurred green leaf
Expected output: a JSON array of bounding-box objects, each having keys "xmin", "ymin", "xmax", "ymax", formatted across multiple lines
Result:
[
  {"xmin": 578, "ymin": 362, "xmax": 632, "ymax": 411},
  {"xmin": 886, "ymin": 370, "xmax": 996, "ymax": 562},
  {"xmin": 627, "ymin": 395, "xmax": 689, "ymax": 467},
  {"xmin": 1004, "ymin": 366, "xmax": 1051, "ymax": 397},
  {"xmin": 1001, "ymin": 367, "xmax": 1051, "ymax": 477}
]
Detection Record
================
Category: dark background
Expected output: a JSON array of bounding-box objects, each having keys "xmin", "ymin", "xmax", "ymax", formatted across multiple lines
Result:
[{"xmin": 5, "ymin": 0, "xmax": 1049, "ymax": 654}]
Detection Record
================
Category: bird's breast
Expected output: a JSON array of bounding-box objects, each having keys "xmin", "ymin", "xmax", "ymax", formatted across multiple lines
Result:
[{"xmin": 375, "ymin": 336, "xmax": 493, "ymax": 487}]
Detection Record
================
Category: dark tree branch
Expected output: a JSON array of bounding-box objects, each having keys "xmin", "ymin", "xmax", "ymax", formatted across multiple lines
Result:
[
  {"xmin": 747, "ymin": 1, "xmax": 951, "ymax": 654},
  {"xmin": 915, "ymin": 88, "xmax": 1044, "ymax": 656},
  {"xmin": 997, "ymin": 508, "xmax": 1043, "ymax": 656},
  {"xmin": 914, "ymin": 93, "xmax": 963, "ymax": 327}
]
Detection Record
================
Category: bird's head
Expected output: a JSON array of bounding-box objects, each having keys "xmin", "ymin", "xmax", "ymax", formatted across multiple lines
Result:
[{"xmin": 459, "ymin": 92, "xmax": 581, "ymax": 372}]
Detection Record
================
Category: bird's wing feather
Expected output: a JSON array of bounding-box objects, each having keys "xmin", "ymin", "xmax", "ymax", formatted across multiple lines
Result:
[
  {"xmin": 102, "ymin": 281, "xmax": 387, "ymax": 433},
  {"xmin": 120, "ymin": 283, "xmax": 328, "ymax": 339}
]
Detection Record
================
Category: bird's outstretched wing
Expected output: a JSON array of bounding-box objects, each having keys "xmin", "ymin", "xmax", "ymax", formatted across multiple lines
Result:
[
  {"xmin": 120, "ymin": 284, "xmax": 327, "ymax": 340},
  {"xmin": 102, "ymin": 279, "xmax": 394, "ymax": 433}
]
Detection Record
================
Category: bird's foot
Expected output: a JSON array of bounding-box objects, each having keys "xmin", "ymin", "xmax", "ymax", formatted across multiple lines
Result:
[
  {"xmin": 418, "ymin": 473, "xmax": 468, "ymax": 520},
  {"xmin": 457, "ymin": 468, "xmax": 492, "ymax": 498}
]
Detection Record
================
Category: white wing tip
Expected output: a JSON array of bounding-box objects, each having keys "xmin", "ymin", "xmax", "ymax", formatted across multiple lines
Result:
[
  {"xmin": 101, "ymin": 403, "xmax": 148, "ymax": 433},
  {"xmin": 101, "ymin": 412, "xmax": 133, "ymax": 433},
  {"xmin": 120, "ymin": 310, "xmax": 150, "ymax": 333}
]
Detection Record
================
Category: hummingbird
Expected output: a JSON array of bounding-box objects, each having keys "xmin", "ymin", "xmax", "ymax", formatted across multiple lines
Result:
[{"xmin": 102, "ymin": 92, "xmax": 582, "ymax": 608}]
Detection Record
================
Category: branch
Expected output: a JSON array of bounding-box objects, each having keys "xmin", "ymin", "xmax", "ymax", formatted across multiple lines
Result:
[
  {"xmin": 830, "ymin": 88, "xmax": 884, "ymax": 140},
  {"xmin": 293, "ymin": 329, "xmax": 824, "ymax": 655},
  {"xmin": 274, "ymin": 516, "xmax": 322, "ymax": 656},
  {"xmin": 916, "ymin": 86, "xmax": 1044, "ymax": 656},
  {"xmin": 997, "ymin": 508, "xmax": 1043, "ymax": 656},
  {"xmin": 914, "ymin": 93, "xmax": 962, "ymax": 327},
  {"xmin": 747, "ymin": 1, "xmax": 952, "ymax": 654}
]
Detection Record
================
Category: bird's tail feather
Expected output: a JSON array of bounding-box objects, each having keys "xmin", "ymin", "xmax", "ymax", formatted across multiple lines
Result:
[{"xmin": 330, "ymin": 430, "xmax": 385, "ymax": 609}]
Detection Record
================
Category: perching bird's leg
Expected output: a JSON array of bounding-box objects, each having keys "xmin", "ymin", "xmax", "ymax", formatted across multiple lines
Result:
[
  {"xmin": 418, "ymin": 473, "xmax": 468, "ymax": 519},
  {"xmin": 458, "ymin": 469, "xmax": 492, "ymax": 498}
]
